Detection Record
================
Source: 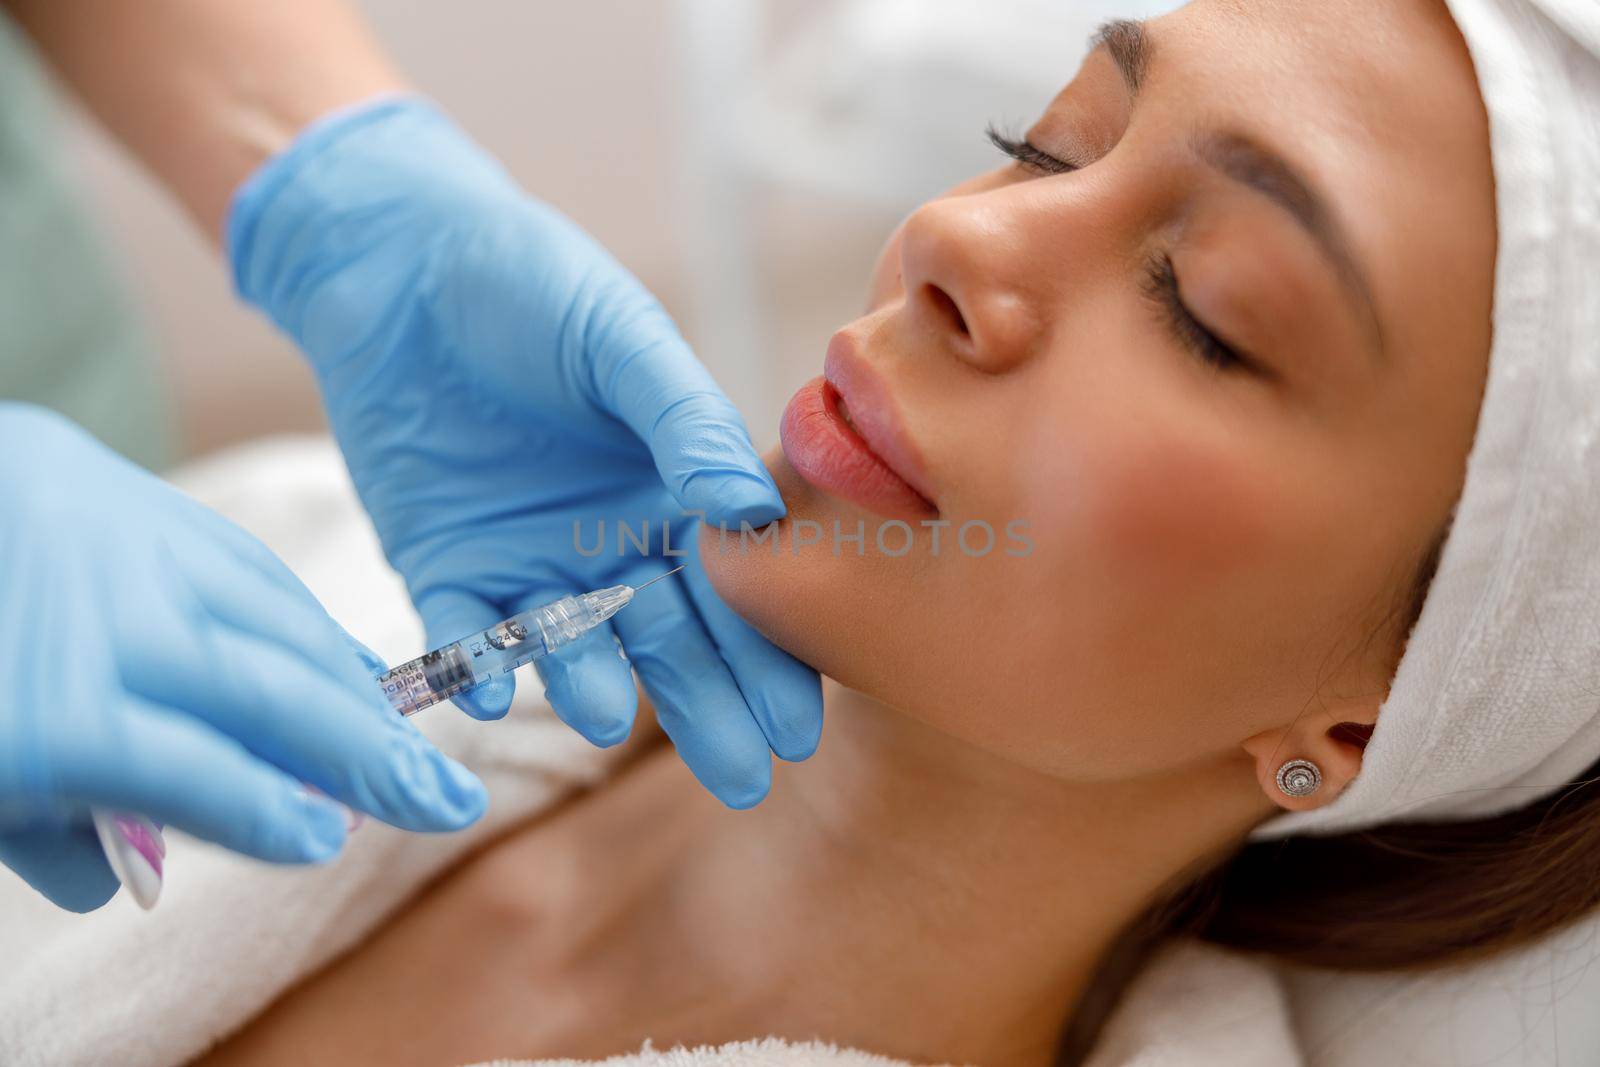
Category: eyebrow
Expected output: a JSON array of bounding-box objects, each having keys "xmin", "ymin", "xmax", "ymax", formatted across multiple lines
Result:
[
  {"xmin": 1091, "ymin": 19, "xmax": 1151, "ymax": 93},
  {"xmin": 1089, "ymin": 18, "xmax": 1385, "ymax": 362}
]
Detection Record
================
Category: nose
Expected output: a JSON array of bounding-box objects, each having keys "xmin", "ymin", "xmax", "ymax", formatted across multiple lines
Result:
[{"xmin": 897, "ymin": 193, "xmax": 1044, "ymax": 374}]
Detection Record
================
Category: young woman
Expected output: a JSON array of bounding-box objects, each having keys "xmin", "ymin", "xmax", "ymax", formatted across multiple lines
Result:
[{"xmin": 5, "ymin": 0, "xmax": 1596, "ymax": 1064}]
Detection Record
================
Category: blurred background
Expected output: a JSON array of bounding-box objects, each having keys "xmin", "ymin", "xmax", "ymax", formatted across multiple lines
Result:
[{"xmin": 33, "ymin": 0, "xmax": 1178, "ymax": 465}]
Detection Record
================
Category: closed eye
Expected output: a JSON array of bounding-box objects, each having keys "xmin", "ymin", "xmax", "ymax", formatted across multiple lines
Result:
[
  {"xmin": 985, "ymin": 124, "xmax": 1078, "ymax": 176},
  {"xmin": 989, "ymin": 124, "xmax": 1257, "ymax": 378},
  {"xmin": 1142, "ymin": 254, "xmax": 1256, "ymax": 374}
]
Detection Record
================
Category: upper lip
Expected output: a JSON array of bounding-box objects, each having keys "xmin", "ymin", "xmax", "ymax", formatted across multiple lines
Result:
[{"xmin": 823, "ymin": 331, "xmax": 939, "ymax": 510}]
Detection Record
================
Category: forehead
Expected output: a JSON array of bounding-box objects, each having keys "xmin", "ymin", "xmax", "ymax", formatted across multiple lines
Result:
[{"xmin": 1149, "ymin": 0, "xmax": 1470, "ymax": 154}]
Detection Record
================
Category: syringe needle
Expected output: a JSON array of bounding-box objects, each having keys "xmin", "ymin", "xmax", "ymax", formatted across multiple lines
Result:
[{"xmin": 632, "ymin": 565, "xmax": 685, "ymax": 593}]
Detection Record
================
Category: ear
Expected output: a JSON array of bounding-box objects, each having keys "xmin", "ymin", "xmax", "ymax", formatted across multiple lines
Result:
[{"xmin": 1240, "ymin": 702, "xmax": 1379, "ymax": 813}]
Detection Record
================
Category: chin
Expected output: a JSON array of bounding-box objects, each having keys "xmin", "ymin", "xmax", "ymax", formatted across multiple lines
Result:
[
  {"xmin": 697, "ymin": 446, "xmax": 910, "ymax": 688},
  {"xmin": 699, "ymin": 449, "xmax": 826, "ymax": 662}
]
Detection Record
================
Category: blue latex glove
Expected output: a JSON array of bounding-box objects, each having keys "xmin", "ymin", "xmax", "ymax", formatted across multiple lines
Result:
[
  {"xmin": 0, "ymin": 404, "xmax": 487, "ymax": 912},
  {"xmin": 229, "ymin": 96, "xmax": 821, "ymax": 808}
]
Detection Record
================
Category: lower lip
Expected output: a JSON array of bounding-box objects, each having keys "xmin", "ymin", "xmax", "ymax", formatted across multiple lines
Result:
[{"xmin": 779, "ymin": 376, "xmax": 935, "ymax": 520}]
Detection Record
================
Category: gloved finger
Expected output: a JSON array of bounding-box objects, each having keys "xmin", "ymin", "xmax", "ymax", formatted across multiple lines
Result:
[
  {"xmin": 595, "ymin": 318, "xmax": 784, "ymax": 529},
  {"xmin": 510, "ymin": 583, "xmax": 638, "ymax": 747},
  {"xmin": 55, "ymin": 697, "xmax": 354, "ymax": 864},
  {"xmin": 415, "ymin": 587, "xmax": 515, "ymax": 721},
  {"xmin": 165, "ymin": 508, "xmax": 388, "ymax": 701},
  {"xmin": 608, "ymin": 563, "xmax": 774, "ymax": 808},
  {"xmin": 0, "ymin": 824, "xmax": 119, "ymax": 913},
  {"xmin": 339, "ymin": 631, "xmax": 389, "ymax": 677},
  {"xmin": 678, "ymin": 543, "xmax": 823, "ymax": 761},
  {"xmin": 170, "ymin": 485, "xmax": 318, "ymax": 594},
  {"xmin": 124, "ymin": 620, "xmax": 484, "ymax": 833}
]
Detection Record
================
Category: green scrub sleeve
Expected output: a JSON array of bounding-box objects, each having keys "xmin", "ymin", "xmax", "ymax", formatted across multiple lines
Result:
[{"xmin": 0, "ymin": 12, "xmax": 170, "ymax": 471}]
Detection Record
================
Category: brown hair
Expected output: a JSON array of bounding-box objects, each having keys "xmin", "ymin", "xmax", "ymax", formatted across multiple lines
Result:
[{"xmin": 1059, "ymin": 534, "xmax": 1600, "ymax": 1064}]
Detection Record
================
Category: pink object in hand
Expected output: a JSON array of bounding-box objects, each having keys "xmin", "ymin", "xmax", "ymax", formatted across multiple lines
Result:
[{"xmin": 92, "ymin": 809, "xmax": 165, "ymax": 910}]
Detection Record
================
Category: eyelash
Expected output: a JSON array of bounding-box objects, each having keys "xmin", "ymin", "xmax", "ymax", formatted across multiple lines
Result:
[
  {"xmin": 985, "ymin": 124, "xmax": 1077, "ymax": 176},
  {"xmin": 986, "ymin": 124, "xmax": 1247, "ymax": 374},
  {"xmin": 1142, "ymin": 255, "xmax": 1246, "ymax": 372}
]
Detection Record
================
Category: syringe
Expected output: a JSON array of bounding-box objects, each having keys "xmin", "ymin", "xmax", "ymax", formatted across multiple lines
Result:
[
  {"xmin": 98, "ymin": 566, "xmax": 683, "ymax": 911},
  {"xmin": 378, "ymin": 567, "xmax": 682, "ymax": 717}
]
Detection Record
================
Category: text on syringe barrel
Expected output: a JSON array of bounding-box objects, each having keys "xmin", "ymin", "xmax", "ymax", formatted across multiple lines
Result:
[{"xmin": 378, "ymin": 644, "xmax": 480, "ymax": 716}]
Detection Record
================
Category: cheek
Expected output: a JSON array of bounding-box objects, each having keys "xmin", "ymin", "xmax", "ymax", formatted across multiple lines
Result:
[
  {"xmin": 1083, "ymin": 434, "xmax": 1273, "ymax": 577},
  {"xmin": 1020, "ymin": 379, "xmax": 1276, "ymax": 586},
  {"xmin": 990, "ymin": 392, "xmax": 1294, "ymax": 767}
]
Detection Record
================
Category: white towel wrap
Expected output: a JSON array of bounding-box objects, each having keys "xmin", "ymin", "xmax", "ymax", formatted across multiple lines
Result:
[{"xmin": 1252, "ymin": 0, "xmax": 1600, "ymax": 840}]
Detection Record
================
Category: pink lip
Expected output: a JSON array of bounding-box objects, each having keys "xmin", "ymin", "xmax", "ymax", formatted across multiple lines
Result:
[{"xmin": 778, "ymin": 332, "xmax": 937, "ymax": 520}]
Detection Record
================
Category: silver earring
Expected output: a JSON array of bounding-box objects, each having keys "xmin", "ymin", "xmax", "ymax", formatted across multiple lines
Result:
[{"xmin": 1275, "ymin": 758, "xmax": 1323, "ymax": 798}]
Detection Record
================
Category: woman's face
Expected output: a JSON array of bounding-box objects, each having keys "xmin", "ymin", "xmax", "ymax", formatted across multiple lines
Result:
[{"xmin": 702, "ymin": 0, "xmax": 1495, "ymax": 782}]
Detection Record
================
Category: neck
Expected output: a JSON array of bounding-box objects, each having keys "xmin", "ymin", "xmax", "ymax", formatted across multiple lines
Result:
[{"xmin": 668, "ymin": 680, "xmax": 1275, "ymax": 1066}]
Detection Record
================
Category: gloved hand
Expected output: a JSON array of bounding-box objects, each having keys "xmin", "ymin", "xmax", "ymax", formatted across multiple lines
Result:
[
  {"xmin": 228, "ymin": 96, "xmax": 821, "ymax": 808},
  {"xmin": 0, "ymin": 404, "xmax": 486, "ymax": 912}
]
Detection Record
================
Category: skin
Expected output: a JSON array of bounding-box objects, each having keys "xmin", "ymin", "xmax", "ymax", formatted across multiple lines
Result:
[
  {"xmin": 3, "ymin": 0, "xmax": 404, "ymax": 238},
  {"xmin": 202, "ymin": 0, "xmax": 1496, "ymax": 1064}
]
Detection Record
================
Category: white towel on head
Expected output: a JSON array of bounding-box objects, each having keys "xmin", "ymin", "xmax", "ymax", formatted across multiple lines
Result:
[{"xmin": 1252, "ymin": 0, "xmax": 1600, "ymax": 840}]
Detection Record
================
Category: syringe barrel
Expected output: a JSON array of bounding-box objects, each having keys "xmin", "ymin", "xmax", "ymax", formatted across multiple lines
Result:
[{"xmin": 377, "ymin": 588, "xmax": 629, "ymax": 717}]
